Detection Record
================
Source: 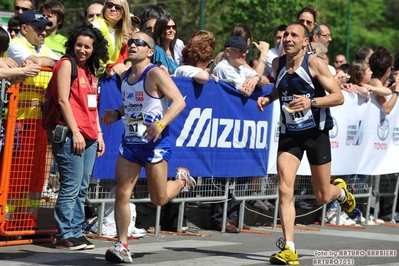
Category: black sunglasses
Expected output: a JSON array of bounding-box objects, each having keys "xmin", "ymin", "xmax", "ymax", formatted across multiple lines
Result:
[
  {"xmin": 166, "ymin": 25, "xmax": 177, "ymax": 30},
  {"xmin": 128, "ymin": 38, "xmax": 151, "ymax": 48},
  {"xmin": 105, "ymin": 2, "xmax": 124, "ymax": 12},
  {"xmin": 8, "ymin": 28, "xmax": 20, "ymax": 34},
  {"xmin": 14, "ymin": 6, "xmax": 30, "ymax": 12}
]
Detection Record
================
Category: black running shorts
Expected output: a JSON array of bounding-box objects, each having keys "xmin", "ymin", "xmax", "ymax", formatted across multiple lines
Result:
[{"xmin": 277, "ymin": 129, "xmax": 331, "ymax": 165}]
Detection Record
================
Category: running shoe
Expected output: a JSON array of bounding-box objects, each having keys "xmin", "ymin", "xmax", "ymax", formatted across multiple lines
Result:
[
  {"xmin": 270, "ymin": 238, "xmax": 299, "ymax": 265},
  {"xmin": 55, "ymin": 237, "xmax": 87, "ymax": 251},
  {"xmin": 176, "ymin": 167, "xmax": 196, "ymax": 192},
  {"xmin": 333, "ymin": 178, "xmax": 356, "ymax": 214},
  {"xmin": 105, "ymin": 241, "xmax": 133, "ymax": 263}
]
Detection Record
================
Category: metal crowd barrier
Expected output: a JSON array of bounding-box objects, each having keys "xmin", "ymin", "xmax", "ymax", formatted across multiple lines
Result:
[{"xmin": 231, "ymin": 175, "xmax": 279, "ymax": 230}]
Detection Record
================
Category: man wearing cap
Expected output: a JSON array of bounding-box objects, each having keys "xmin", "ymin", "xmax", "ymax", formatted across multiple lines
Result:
[
  {"xmin": 7, "ymin": 10, "xmax": 60, "ymax": 67},
  {"xmin": 212, "ymin": 36, "xmax": 269, "ymax": 97}
]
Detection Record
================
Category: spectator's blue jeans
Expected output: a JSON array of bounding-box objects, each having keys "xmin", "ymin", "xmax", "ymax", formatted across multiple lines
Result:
[{"xmin": 52, "ymin": 133, "xmax": 97, "ymax": 241}]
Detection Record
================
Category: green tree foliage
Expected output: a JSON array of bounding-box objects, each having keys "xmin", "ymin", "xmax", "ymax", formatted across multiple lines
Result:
[
  {"xmin": 0, "ymin": 0, "xmax": 14, "ymax": 11},
  {"xmin": 317, "ymin": 0, "xmax": 397, "ymax": 63},
  {"xmin": 2, "ymin": 0, "xmax": 397, "ymax": 62},
  {"xmin": 206, "ymin": 0, "xmax": 315, "ymax": 57}
]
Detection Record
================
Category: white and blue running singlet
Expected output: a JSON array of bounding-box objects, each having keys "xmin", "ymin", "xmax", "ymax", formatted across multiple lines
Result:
[
  {"xmin": 275, "ymin": 53, "xmax": 333, "ymax": 135},
  {"xmin": 120, "ymin": 64, "xmax": 170, "ymax": 148}
]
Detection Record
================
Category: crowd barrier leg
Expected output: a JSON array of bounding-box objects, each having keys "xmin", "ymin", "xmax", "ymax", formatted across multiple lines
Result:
[
  {"xmin": 220, "ymin": 179, "xmax": 231, "ymax": 233},
  {"xmin": 176, "ymin": 202, "xmax": 185, "ymax": 232}
]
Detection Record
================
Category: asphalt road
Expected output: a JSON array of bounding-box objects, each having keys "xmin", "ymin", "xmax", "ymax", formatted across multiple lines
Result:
[{"xmin": 0, "ymin": 223, "xmax": 398, "ymax": 266}]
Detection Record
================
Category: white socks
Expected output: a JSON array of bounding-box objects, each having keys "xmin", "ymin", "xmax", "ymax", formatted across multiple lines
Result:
[
  {"xmin": 286, "ymin": 240, "xmax": 295, "ymax": 251},
  {"xmin": 338, "ymin": 188, "xmax": 346, "ymax": 202}
]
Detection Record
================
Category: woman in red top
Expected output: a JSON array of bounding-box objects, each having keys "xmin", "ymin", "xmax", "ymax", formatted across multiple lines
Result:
[{"xmin": 51, "ymin": 23, "xmax": 108, "ymax": 251}]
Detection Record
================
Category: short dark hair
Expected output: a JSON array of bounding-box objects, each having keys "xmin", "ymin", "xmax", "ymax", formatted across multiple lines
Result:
[
  {"xmin": 39, "ymin": 2, "xmax": 65, "ymax": 30},
  {"xmin": 355, "ymin": 47, "xmax": 373, "ymax": 61},
  {"xmin": 8, "ymin": 15, "xmax": 20, "ymax": 28},
  {"xmin": 14, "ymin": 0, "xmax": 36, "ymax": 10},
  {"xmin": 139, "ymin": 5, "xmax": 166, "ymax": 32},
  {"xmin": 84, "ymin": 0, "xmax": 103, "ymax": 18},
  {"xmin": 369, "ymin": 46, "xmax": 393, "ymax": 78},
  {"xmin": 274, "ymin": 24, "xmax": 287, "ymax": 36}
]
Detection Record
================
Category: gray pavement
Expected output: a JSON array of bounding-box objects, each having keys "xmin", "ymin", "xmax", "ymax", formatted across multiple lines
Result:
[{"xmin": 0, "ymin": 223, "xmax": 398, "ymax": 266}]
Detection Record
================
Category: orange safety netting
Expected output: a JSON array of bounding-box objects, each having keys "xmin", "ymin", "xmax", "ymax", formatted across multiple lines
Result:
[{"xmin": 0, "ymin": 69, "xmax": 57, "ymax": 245}]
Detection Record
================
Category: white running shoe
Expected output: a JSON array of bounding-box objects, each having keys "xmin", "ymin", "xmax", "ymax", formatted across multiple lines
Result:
[
  {"xmin": 105, "ymin": 241, "xmax": 133, "ymax": 263},
  {"xmin": 176, "ymin": 167, "xmax": 196, "ymax": 192}
]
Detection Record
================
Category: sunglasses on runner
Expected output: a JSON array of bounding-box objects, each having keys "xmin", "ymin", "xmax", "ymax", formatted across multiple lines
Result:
[{"xmin": 127, "ymin": 38, "xmax": 152, "ymax": 48}]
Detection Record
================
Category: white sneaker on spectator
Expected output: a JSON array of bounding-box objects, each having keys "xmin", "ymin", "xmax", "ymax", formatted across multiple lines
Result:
[
  {"xmin": 325, "ymin": 209, "xmax": 344, "ymax": 225},
  {"xmin": 341, "ymin": 212, "xmax": 357, "ymax": 225},
  {"xmin": 369, "ymin": 215, "xmax": 383, "ymax": 224}
]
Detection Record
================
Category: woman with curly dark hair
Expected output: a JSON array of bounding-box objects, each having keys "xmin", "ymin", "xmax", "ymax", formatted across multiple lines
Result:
[{"xmin": 51, "ymin": 22, "xmax": 108, "ymax": 251}]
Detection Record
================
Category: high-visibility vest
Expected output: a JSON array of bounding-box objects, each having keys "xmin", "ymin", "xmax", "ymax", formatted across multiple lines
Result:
[
  {"xmin": 92, "ymin": 18, "xmax": 122, "ymax": 70},
  {"xmin": 8, "ymin": 38, "xmax": 54, "ymax": 119}
]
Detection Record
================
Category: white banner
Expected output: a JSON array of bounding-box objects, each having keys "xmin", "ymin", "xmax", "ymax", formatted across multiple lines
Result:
[{"xmin": 267, "ymin": 91, "xmax": 399, "ymax": 175}]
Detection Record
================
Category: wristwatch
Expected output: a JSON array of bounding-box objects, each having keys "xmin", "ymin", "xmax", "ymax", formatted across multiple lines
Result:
[
  {"xmin": 256, "ymin": 74, "xmax": 262, "ymax": 83},
  {"xmin": 310, "ymin": 98, "xmax": 317, "ymax": 107}
]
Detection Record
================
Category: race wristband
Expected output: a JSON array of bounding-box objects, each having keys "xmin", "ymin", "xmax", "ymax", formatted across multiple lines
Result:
[{"xmin": 155, "ymin": 120, "xmax": 165, "ymax": 130}]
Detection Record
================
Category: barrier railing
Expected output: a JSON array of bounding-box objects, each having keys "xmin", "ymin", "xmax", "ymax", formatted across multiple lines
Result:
[
  {"xmin": 2, "ymin": 73, "xmax": 399, "ymax": 245},
  {"xmin": 0, "ymin": 68, "xmax": 56, "ymax": 246}
]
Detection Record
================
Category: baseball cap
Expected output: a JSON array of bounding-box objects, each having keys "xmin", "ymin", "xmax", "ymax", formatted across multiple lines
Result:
[
  {"xmin": 19, "ymin": 10, "xmax": 53, "ymax": 27},
  {"xmin": 225, "ymin": 36, "xmax": 247, "ymax": 49}
]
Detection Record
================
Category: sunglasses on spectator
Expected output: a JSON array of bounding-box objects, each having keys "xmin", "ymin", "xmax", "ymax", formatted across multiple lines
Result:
[
  {"xmin": 298, "ymin": 19, "xmax": 313, "ymax": 26},
  {"xmin": 14, "ymin": 6, "xmax": 30, "ymax": 12},
  {"xmin": 105, "ymin": 2, "xmax": 124, "ymax": 12},
  {"xmin": 229, "ymin": 47, "xmax": 249, "ymax": 54},
  {"xmin": 8, "ymin": 28, "xmax": 20, "ymax": 34},
  {"xmin": 166, "ymin": 25, "xmax": 177, "ymax": 30},
  {"xmin": 127, "ymin": 38, "xmax": 151, "ymax": 48}
]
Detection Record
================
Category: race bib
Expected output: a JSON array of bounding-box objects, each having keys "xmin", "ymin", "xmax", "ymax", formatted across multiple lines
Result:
[
  {"xmin": 123, "ymin": 116, "xmax": 147, "ymax": 144},
  {"xmin": 282, "ymin": 103, "xmax": 316, "ymax": 131}
]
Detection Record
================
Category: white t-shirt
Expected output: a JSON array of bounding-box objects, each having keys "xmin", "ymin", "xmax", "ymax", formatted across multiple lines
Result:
[
  {"xmin": 7, "ymin": 34, "xmax": 60, "ymax": 65},
  {"xmin": 265, "ymin": 47, "xmax": 279, "ymax": 78},
  {"xmin": 212, "ymin": 57, "xmax": 257, "ymax": 90},
  {"xmin": 174, "ymin": 65, "xmax": 202, "ymax": 78},
  {"xmin": 328, "ymin": 65, "xmax": 337, "ymax": 76},
  {"xmin": 174, "ymin": 39, "xmax": 185, "ymax": 66}
]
